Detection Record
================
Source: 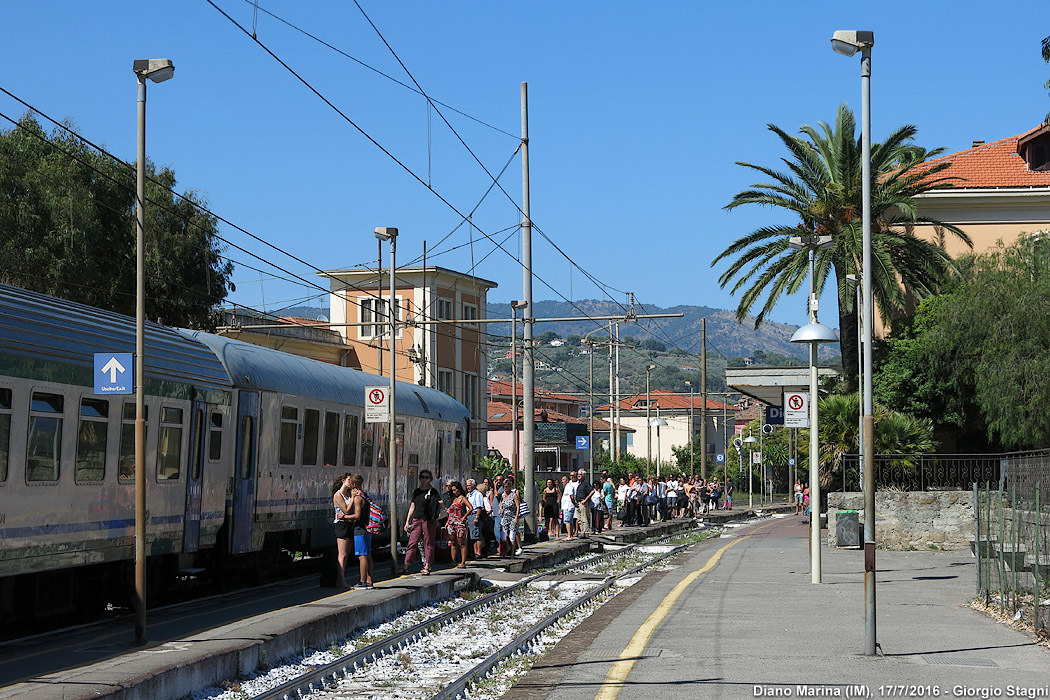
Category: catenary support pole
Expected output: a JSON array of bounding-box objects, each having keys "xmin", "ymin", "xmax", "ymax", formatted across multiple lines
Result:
[
  {"xmin": 700, "ymin": 318, "xmax": 708, "ymax": 480},
  {"xmin": 520, "ymin": 82, "xmax": 536, "ymax": 533}
]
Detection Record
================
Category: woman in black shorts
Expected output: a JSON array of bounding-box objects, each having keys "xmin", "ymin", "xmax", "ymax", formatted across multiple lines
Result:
[
  {"xmin": 332, "ymin": 473, "xmax": 354, "ymax": 589},
  {"xmin": 542, "ymin": 478, "xmax": 561, "ymax": 539}
]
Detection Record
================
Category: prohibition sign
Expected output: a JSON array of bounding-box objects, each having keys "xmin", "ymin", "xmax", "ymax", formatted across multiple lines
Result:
[
  {"xmin": 365, "ymin": 385, "xmax": 390, "ymax": 423},
  {"xmin": 369, "ymin": 388, "xmax": 386, "ymax": 405},
  {"xmin": 788, "ymin": 394, "xmax": 804, "ymax": 411}
]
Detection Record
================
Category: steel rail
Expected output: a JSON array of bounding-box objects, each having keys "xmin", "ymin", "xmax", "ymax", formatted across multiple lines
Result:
[
  {"xmin": 430, "ymin": 540, "xmax": 693, "ymax": 700},
  {"xmin": 254, "ymin": 524, "xmax": 703, "ymax": 700}
]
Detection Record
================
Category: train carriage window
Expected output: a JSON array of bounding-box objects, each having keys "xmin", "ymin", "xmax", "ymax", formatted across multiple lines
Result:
[
  {"xmin": 454, "ymin": 429, "xmax": 463, "ymax": 472},
  {"xmin": 279, "ymin": 405, "xmax": 298, "ymax": 465},
  {"xmin": 191, "ymin": 408, "xmax": 204, "ymax": 480},
  {"xmin": 75, "ymin": 398, "xmax": 109, "ymax": 482},
  {"xmin": 376, "ymin": 424, "xmax": 387, "ymax": 469},
  {"xmin": 118, "ymin": 402, "xmax": 148, "ymax": 481},
  {"xmin": 395, "ymin": 421, "xmax": 405, "ymax": 468},
  {"xmin": 0, "ymin": 387, "xmax": 11, "ymax": 482},
  {"xmin": 208, "ymin": 412, "xmax": 223, "ymax": 461},
  {"xmin": 342, "ymin": 414, "xmax": 359, "ymax": 467},
  {"xmin": 303, "ymin": 408, "xmax": 320, "ymax": 466},
  {"xmin": 435, "ymin": 430, "xmax": 444, "ymax": 478},
  {"xmin": 27, "ymin": 392, "xmax": 63, "ymax": 482},
  {"xmin": 323, "ymin": 411, "xmax": 339, "ymax": 466},
  {"xmin": 157, "ymin": 407, "xmax": 184, "ymax": 481},
  {"xmin": 240, "ymin": 415, "xmax": 255, "ymax": 479},
  {"xmin": 361, "ymin": 423, "xmax": 374, "ymax": 468}
]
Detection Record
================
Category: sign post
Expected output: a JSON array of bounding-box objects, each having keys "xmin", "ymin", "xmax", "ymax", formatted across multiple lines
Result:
[{"xmin": 94, "ymin": 353, "xmax": 133, "ymax": 395}]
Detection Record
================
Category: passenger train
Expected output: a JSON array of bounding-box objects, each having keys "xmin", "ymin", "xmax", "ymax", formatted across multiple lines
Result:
[{"xmin": 0, "ymin": 283, "xmax": 472, "ymax": 628}]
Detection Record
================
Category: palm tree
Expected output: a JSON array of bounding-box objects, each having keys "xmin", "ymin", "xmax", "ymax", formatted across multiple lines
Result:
[{"xmin": 712, "ymin": 105, "xmax": 972, "ymax": 384}]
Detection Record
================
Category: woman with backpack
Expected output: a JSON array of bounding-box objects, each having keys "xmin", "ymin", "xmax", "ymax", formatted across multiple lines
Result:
[{"xmin": 343, "ymin": 474, "xmax": 374, "ymax": 589}]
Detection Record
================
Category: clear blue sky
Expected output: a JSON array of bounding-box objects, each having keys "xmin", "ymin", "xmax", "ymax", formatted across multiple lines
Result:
[{"xmin": 1, "ymin": 1, "xmax": 1047, "ymax": 332}]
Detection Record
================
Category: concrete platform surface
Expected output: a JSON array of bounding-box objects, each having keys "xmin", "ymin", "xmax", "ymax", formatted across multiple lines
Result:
[{"xmin": 509, "ymin": 514, "xmax": 1050, "ymax": 700}]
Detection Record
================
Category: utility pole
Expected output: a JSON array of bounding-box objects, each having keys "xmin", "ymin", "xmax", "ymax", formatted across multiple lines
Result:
[
  {"xmin": 614, "ymin": 322, "xmax": 621, "ymax": 462},
  {"xmin": 520, "ymin": 82, "xmax": 536, "ymax": 534},
  {"xmin": 608, "ymin": 322, "xmax": 615, "ymax": 461},
  {"xmin": 700, "ymin": 318, "xmax": 708, "ymax": 480}
]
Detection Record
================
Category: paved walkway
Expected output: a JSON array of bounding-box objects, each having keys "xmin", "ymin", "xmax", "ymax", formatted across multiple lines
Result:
[{"xmin": 509, "ymin": 514, "xmax": 1050, "ymax": 700}]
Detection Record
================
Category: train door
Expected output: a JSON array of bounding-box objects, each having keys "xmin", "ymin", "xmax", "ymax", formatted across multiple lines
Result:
[
  {"xmin": 182, "ymin": 401, "xmax": 207, "ymax": 553},
  {"xmin": 232, "ymin": 391, "xmax": 259, "ymax": 554}
]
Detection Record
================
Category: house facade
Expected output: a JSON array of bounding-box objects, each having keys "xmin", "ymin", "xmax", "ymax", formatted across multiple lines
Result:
[
  {"xmin": 324, "ymin": 265, "xmax": 497, "ymax": 468},
  {"xmin": 600, "ymin": 390, "xmax": 738, "ymax": 472}
]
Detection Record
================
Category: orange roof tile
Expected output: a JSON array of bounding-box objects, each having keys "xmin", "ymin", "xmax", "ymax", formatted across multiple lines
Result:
[
  {"xmin": 487, "ymin": 379, "xmax": 580, "ymax": 404},
  {"xmin": 916, "ymin": 125, "xmax": 1050, "ymax": 189},
  {"xmin": 597, "ymin": 389, "xmax": 737, "ymax": 412},
  {"xmin": 486, "ymin": 401, "xmax": 632, "ymax": 432}
]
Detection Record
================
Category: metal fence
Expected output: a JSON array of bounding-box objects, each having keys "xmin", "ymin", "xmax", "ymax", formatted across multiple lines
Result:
[
  {"xmin": 974, "ymin": 479, "xmax": 1049, "ymax": 630},
  {"xmin": 838, "ymin": 453, "xmax": 1001, "ymax": 492}
]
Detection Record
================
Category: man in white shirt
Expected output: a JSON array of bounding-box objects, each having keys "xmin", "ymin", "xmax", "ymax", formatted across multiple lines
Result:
[
  {"xmin": 465, "ymin": 479, "xmax": 488, "ymax": 559},
  {"xmin": 561, "ymin": 472, "xmax": 579, "ymax": 540}
]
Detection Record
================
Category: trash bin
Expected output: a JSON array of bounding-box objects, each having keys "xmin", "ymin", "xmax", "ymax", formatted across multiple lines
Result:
[{"xmin": 836, "ymin": 510, "xmax": 860, "ymax": 548}]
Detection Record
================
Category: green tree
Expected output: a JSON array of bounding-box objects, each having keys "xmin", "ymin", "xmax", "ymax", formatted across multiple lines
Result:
[
  {"xmin": 0, "ymin": 114, "xmax": 233, "ymax": 328},
  {"xmin": 712, "ymin": 105, "xmax": 971, "ymax": 387},
  {"xmin": 900, "ymin": 235, "xmax": 1050, "ymax": 449}
]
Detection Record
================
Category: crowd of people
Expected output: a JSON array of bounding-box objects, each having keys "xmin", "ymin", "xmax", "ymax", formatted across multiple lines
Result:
[{"xmin": 331, "ymin": 468, "xmax": 757, "ymax": 587}]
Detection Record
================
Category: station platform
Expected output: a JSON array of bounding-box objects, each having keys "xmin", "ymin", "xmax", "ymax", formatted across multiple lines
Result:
[
  {"xmin": 0, "ymin": 516, "xmax": 701, "ymax": 700},
  {"xmin": 506, "ymin": 513, "xmax": 1050, "ymax": 700}
]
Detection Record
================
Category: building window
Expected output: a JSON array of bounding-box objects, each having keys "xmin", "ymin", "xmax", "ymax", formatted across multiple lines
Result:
[
  {"xmin": 359, "ymin": 296, "xmax": 402, "ymax": 340},
  {"xmin": 437, "ymin": 299, "xmax": 453, "ymax": 320},
  {"xmin": 438, "ymin": 370, "xmax": 454, "ymax": 399},
  {"xmin": 463, "ymin": 374, "xmax": 479, "ymax": 417},
  {"xmin": 462, "ymin": 304, "xmax": 478, "ymax": 326}
]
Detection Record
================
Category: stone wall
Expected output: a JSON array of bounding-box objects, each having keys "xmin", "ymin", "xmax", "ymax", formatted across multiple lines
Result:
[{"xmin": 827, "ymin": 491, "xmax": 974, "ymax": 550}]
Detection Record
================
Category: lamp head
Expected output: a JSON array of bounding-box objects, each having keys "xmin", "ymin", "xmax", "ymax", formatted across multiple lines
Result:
[
  {"xmin": 830, "ymin": 30, "xmax": 874, "ymax": 57},
  {"xmin": 649, "ymin": 417, "xmax": 668, "ymax": 427},
  {"xmin": 790, "ymin": 322, "xmax": 839, "ymax": 344},
  {"xmin": 647, "ymin": 364, "xmax": 657, "ymax": 371},
  {"xmin": 374, "ymin": 226, "xmax": 398, "ymax": 241},
  {"xmin": 510, "ymin": 300, "xmax": 528, "ymax": 309},
  {"xmin": 133, "ymin": 58, "xmax": 175, "ymax": 83}
]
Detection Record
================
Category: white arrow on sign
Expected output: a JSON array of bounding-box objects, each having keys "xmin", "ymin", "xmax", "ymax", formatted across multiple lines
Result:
[{"xmin": 101, "ymin": 356, "xmax": 126, "ymax": 383}]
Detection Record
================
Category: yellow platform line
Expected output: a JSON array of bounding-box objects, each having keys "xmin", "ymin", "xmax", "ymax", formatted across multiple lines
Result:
[{"xmin": 594, "ymin": 522, "xmax": 773, "ymax": 700}]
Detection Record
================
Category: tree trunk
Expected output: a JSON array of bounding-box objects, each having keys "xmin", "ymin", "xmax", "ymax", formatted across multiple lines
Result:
[{"xmin": 835, "ymin": 273, "xmax": 860, "ymax": 392}]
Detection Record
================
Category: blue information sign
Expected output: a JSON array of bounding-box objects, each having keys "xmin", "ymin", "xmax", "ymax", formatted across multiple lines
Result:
[
  {"xmin": 575, "ymin": 436, "xmax": 590, "ymax": 450},
  {"xmin": 94, "ymin": 352, "xmax": 133, "ymax": 395},
  {"xmin": 715, "ymin": 453, "xmax": 725, "ymax": 463},
  {"xmin": 766, "ymin": 405, "xmax": 785, "ymax": 425},
  {"xmin": 788, "ymin": 458, "xmax": 796, "ymax": 466}
]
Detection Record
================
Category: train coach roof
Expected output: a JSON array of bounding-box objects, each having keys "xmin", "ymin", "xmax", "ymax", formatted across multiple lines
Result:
[
  {"xmin": 180, "ymin": 331, "xmax": 470, "ymax": 422},
  {"xmin": 0, "ymin": 283, "xmax": 231, "ymax": 393}
]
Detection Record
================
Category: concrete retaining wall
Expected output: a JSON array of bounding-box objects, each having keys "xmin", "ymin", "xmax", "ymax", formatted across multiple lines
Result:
[{"xmin": 827, "ymin": 491, "xmax": 974, "ymax": 550}]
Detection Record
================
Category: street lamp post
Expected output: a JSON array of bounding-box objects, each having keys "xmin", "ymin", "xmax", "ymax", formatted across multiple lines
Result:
[
  {"xmin": 650, "ymin": 413, "xmax": 668, "ymax": 477},
  {"xmin": 510, "ymin": 300, "xmax": 527, "ymax": 473},
  {"xmin": 744, "ymin": 432, "xmax": 758, "ymax": 509},
  {"xmin": 375, "ymin": 227, "xmax": 399, "ymax": 568},
  {"xmin": 832, "ymin": 27, "xmax": 877, "ymax": 657},
  {"xmin": 645, "ymin": 364, "xmax": 656, "ymax": 476},
  {"xmin": 132, "ymin": 57, "xmax": 174, "ymax": 645},
  {"xmin": 788, "ymin": 234, "xmax": 837, "ymax": 584}
]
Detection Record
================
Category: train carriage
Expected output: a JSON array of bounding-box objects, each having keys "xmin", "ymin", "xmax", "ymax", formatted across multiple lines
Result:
[{"xmin": 0, "ymin": 283, "xmax": 471, "ymax": 630}]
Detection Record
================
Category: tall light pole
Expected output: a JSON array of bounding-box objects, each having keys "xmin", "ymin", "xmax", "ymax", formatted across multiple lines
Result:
[
  {"xmin": 685, "ymin": 380, "xmax": 696, "ymax": 478},
  {"xmin": 375, "ymin": 227, "xmax": 399, "ymax": 568},
  {"xmin": 510, "ymin": 300, "xmax": 527, "ymax": 473},
  {"xmin": 132, "ymin": 57, "xmax": 174, "ymax": 645},
  {"xmin": 789, "ymin": 234, "xmax": 838, "ymax": 584},
  {"xmin": 832, "ymin": 27, "xmax": 877, "ymax": 657},
  {"xmin": 650, "ymin": 412, "xmax": 668, "ymax": 477},
  {"xmin": 645, "ymin": 364, "xmax": 656, "ymax": 476},
  {"xmin": 744, "ymin": 432, "xmax": 758, "ymax": 509}
]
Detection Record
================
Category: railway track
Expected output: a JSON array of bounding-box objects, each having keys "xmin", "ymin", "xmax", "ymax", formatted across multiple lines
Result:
[{"xmin": 214, "ymin": 523, "xmax": 731, "ymax": 700}]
